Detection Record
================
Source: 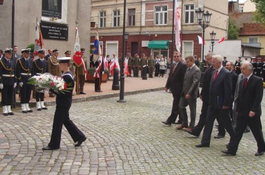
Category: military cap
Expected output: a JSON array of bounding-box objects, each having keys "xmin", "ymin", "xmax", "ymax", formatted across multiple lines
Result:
[
  {"xmin": 57, "ymin": 57, "xmax": 71, "ymax": 63},
  {"xmin": 4, "ymin": 48, "xmax": 12, "ymax": 53},
  {"xmin": 52, "ymin": 49, "xmax": 59, "ymax": 53},
  {"xmin": 21, "ymin": 48, "xmax": 30, "ymax": 53},
  {"xmin": 38, "ymin": 49, "xmax": 45, "ymax": 54},
  {"xmin": 64, "ymin": 50, "xmax": 71, "ymax": 55}
]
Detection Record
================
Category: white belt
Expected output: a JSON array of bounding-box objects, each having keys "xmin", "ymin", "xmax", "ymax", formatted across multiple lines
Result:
[
  {"xmin": 21, "ymin": 73, "xmax": 31, "ymax": 76},
  {"xmin": 36, "ymin": 73, "xmax": 41, "ymax": 75},
  {"xmin": 2, "ymin": 74, "xmax": 15, "ymax": 77}
]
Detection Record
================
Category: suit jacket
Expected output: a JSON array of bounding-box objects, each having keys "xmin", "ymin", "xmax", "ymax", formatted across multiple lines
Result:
[
  {"xmin": 200, "ymin": 66, "xmax": 214, "ymax": 103},
  {"xmin": 209, "ymin": 67, "xmax": 232, "ymax": 109},
  {"xmin": 182, "ymin": 65, "xmax": 201, "ymax": 99},
  {"xmin": 230, "ymin": 71, "xmax": 238, "ymax": 99},
  {"xmin": 234, "ymin": 73, "xmax": 244, "ymax": 102},
  {"xmin": 236, "ymin": 75, "xmax": 263, "ymax": 117},
  {"xmin": 165, "ymin": 61, "xmax": 187, "ymax": 96}
]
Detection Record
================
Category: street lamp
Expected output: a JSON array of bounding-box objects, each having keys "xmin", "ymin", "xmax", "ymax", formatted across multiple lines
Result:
[
  {"xmin": 125, "ymin": 33, "xmax": 129, "ymax": 53},
  {"xmin": 117, "ymin": 0, "xmax": 127, "ymax": 103},
  {"xmin": 195, "ymin": 8, "xmax": 212, "ymax": 60},
  {"xmin": 210, "ymin": 31, "xmax": 216, "ymax": 53}
]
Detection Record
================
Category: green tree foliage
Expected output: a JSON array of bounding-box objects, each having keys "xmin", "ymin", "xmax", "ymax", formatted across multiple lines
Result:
[
  {"xmin": 251, "ymin": 0, "xmax": 265, "ymax": 24},
  {"xmin": 228, "ymin": 18, "xmax": 239, "ymax": 40}
]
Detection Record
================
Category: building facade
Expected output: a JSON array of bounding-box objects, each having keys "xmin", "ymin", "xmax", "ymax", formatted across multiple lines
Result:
[
  {"xmin": 0, "ymin": 0, "xmax": 91, "ymax": 63},
  {"xmin": 90, "ymin": 0, "xmax": 228, "ymax": 60}
]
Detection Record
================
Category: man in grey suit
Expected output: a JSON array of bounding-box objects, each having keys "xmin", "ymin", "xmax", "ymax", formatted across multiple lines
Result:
[{"xmin": 177, "ymin": 56, "xmax": 201, "ymax": 131}]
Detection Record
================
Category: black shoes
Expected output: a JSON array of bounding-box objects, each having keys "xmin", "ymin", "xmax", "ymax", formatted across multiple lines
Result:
[
  {"xmin": 214, "ymin": 134, "xmax": 225, "ymax": 139},
  {"xmin": 75, "ymin": 137, "xmax": 87, "ymax": 147},
  {"xmin": 162, "ymin": 121, "xmax": 171, "ymax": 126},
  {"xmin": 196, "ymin": 143, "xmax": 210, "ymax": 148},
  {"xmin": 221, "ymin": 150, "xmax": 236, "ymax": 156},
  {"xmin": 80, "ymin": 92, "xmax": 86, "ymax": 95},
  {"xmin": 42, "ymin": 146, "xmax": 59, "ymax": 151},
  {"xmin": 255, "ymin": 151, "xmax": 264, "ymax": 156},
  {"xmin": 174, "ymin": 120, "xmax": 182, "ymax": 124},
  {"xmin": 187, "ymin": 130, "xmax": 199, "ymax": 137}
]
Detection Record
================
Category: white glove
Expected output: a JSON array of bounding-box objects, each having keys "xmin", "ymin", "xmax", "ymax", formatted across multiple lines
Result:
[
  {"xmin": 13, "ymin": 82, "xmax": 17, "ymax": 88},
  {"xmin": 19, "ymin": 82, "xmax": 23, "ymax": 87},
  {"xmin": 0, "ymin": 83, "xmax": 3, "ymax": 89}
]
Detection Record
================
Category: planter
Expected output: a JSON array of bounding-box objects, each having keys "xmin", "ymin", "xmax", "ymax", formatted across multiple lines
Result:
[{"xmin": 86, "ymin": 73, "xmax": 108, "ymax": 83}]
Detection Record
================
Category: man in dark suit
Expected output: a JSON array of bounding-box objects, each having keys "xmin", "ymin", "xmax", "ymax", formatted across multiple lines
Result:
[
  {"xmin": 177, "ymin": 56, "xmax": 201, "ymax": 131},
  {"xmin": 222, "ymin": 61, "xmax": 265, "ymax": 156},
  {"xmin": 162, "ymin": 51, "xmax": 187, "ymax": 126},
  {"xmin": 216, "ymin": 61, "xmax": 239, "ymax": 138},
  {"xmin": 196, "ymin": 55, "xmax": 234, "ymax": 147},
  {"xmin": 187, "ymin": 53, "xmax": 214, "ymax": 136},
  {"xmin": 234, "ymin": 57, "xmax": 241, "ymax": 75}
]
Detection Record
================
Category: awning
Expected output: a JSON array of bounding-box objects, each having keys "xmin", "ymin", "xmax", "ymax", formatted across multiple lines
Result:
[
  {"xmin": 242, "ymin": 43, "xmax": 263, "ymax": 49},
  {"xmin": 148, "ymin": 40, "xmax": 169, "ymax": 49}
]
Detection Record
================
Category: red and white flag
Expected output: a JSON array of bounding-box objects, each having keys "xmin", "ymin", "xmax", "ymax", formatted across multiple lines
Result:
[
  {"xmin": 124, "ymin": 57, "xmax": 130, "ymax": 76},
  {"xmin": 218, "ymin": 35, "xmax": 226, "ymax": 44},
  {"xmin": 34, "ymin": 18, "xmax": 44, "ymax": 57},
  {"xmin": 197, "ymin": 35, "xmax": 206, "ymax": 45},
  {"xmin": 110, "ymin": 57, "xmax": 120, "ymax": 76},
  {"xmin": 175, "ymin": 0, "xmax": 181, "ymax": 52}
]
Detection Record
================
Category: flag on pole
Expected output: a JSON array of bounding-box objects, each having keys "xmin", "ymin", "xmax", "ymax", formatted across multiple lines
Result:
[
  {"xmin": 197, "ymin": 35, "xmax": 206, "ymax": 45},
  {"xmin": 218, "ymin": 35, "xmax": 226, "ymax": 44},
  {"xmin": 74, "ymin": 25, "xmax": 81, "ymax": 52},
  {"xmin": 93, "ymin": 32, "xmax": 101, "ymax": 62},
  {"xmin": 175, "ymin": 0, "xmax": 181, "ymax": 52},
  {"xmin": 34, "ymin": 18, "xmax": 44, "ymax": 57}
]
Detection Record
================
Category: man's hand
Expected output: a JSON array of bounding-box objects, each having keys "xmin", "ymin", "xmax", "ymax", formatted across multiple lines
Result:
[
  {"xmin": 185, "ymin": 94, "xmax": 190, "ymax": 99},
  {"xmin": 222, "ymin": 106, "xmax": 229, "ymax": 109},
  {"xmin": 0, "ymin": 83, "xmax": 3, "ymax": 89},
  {"xmin": 19, "ymin": 82, "xmax": 23, "ymax": 87},
  {"xmin": 199, "ymin": 95, "xmax": 202, "ymax": 101},
  {"xmin": 249, "ymin": 111, "xmax": 255, "ymax": 117},
  {"xmin": 13, "ymin": 82, "xmax": 17, "ymax": 88},
  {"xmin": 165, "ymin": 88, "xmax": 168, "ymax": 92}
]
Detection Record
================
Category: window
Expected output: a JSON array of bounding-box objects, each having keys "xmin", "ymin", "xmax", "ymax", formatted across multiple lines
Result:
[
  {"xmin": 42, "ymin": 0, "xmax": 62, "ymax": 19},
  {"xmin": 184, "ymin": 4, "xmax": 195, "ymax": 24},
  {"xmin": 239, "ymin": 6, "xmax": 243, "ymax": 12},
  {"xmin": 249, "ymin": 37, "xmax": 258, "ymax": 43},
  {"xmin": 99, "ymin": 11, "xmax": 106, "ymax": 28},
  {"xmin": 113, "ymin": 10, "xmax": 120, "ymax": 27},
  {"xmin": 155, "ymin": 6, "xmax": 167, "ymax": 25},
  {"xmin": 182, "ymin": 41, "xmax": 193, "ymax": 58},
  {"xmin": 128, "ymin": 9, "xmax": 136, "ymax": 26}
]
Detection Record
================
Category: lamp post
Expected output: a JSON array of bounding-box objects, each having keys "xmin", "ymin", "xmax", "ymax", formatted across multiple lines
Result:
[
  {"xmin": 117, "ymin": 0, "xmax": 127, "ymax": 103},
  {"xmin": 195, "ymin": 8, "xmax": 212, "ymax": 61},
  {"xmin": 125, "ymin": 33, "xmax": 129, "ymax": 53},
  {"xmin": 210, "ymin": 31, "xmax": 216, "ymax": 53}
]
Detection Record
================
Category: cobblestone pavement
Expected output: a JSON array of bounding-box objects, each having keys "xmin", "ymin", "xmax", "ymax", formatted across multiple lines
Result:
[{"xmin": 1, "ymin": 91, "xmax": 265, "ymax": 174}]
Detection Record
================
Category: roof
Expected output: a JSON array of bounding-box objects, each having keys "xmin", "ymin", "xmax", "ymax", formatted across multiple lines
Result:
[
  {"xmin": 242, "ymin": 43, "xmax": 263, "ymax": 49},
  {"xmin": 230, "ymin": 12, "xmax": 255, "ymax": 28},
  {"xmin": 239, "ymin": 23, "xmax": 265, "ymax": 36}
]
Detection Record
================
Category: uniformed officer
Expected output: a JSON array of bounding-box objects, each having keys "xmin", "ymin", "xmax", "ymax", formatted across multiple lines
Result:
[
  {"xmin": 132, "ymin": 54, "xmax": 139, "ymax": 77},
  {"xmin": 32, "ymin": 49, "xmax": 48, "ymax": 111},
  {"xmin": 140, "ymin": 53, "xmax": 147, "ymax": 78},
  {"xmin": 127, "ymin": 53, "xmax": 133, "ymax": 77},
  {"xmin": 0, "ymin": 48, "xmax": 16, "ymax": 115},
  {"xmin": 148, "ymin": 55, "xmax": 155, "ymax": 78},
  {"xmin": 74, "ymin": 48, "xmax": 86, "ymax": 95},
  {"xmin": 262, "ymin": 60, "xmax": 265, "ymax": 82},
  {"xmin": 234, "ymin": 57, "xmax": 242, "ymax": 75},
  {"xmin": 48, "ymin": 49, "xmax": 60, "ymax": 97},
  {"xmin": 251, "ymin": 57, "xmax": 258, "ymax": 75},
  {"xmin": 256, "ymin": 57, "xmax": 263, "ymax": 77},
  {"xmin": 42, "ymin": 57, "xmax": 86, "ymax": 150},
  {"xmin": 16, "ymin": 48, "xmax": 33, "ymax": 113}
]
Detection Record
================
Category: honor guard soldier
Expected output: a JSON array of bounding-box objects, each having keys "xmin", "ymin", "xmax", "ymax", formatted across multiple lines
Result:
[
  {"xmin": 234, "ymin": 57, "xmax": 242, "ymax": 75},
  {"xmin": 16, "ymin": 48, "xmax": 33, "ymax": 113},
  {"xmin": 256, "ymin": 57, "xmax": 263, "ymax": 77},
  {"xmin": 127, "ymin": 53, "xmax": 133, "ymax": 77},
  {"xmin": 48, "ymin": 49, "xmax": 60, "ymax": 97},
  {"xmin": 262, "ymin": 59, "xmax": 265, "ymax": 82},
  {"xmin": 148, "ymin": 55, "xmax": 155, "ymax": 78},
  {"xmin": 32, "ymin": 49, "xmax": 48, "ymax": 111},
  {"xmin": 140, "ymin": 54, "xmax": 147, "ymax": 78},
  {"xmin": 132, "ymin": 54, "xmax": 140, "ymax": 77},
  {"xmin": 0, "ymin": 48, "xmax": 16, "ymax": 115},
  {"xmin": 43, "ymin": 57, "xmax": 86, "ymax": 150}
]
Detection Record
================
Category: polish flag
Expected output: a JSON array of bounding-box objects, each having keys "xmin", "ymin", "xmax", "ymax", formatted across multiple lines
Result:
[
  {"xmin": 197, "ymin": 35, "xmax": 206, "ymax": 45},
  {"xmin": 218, "ymin": 35, "xmax": 226, "ymax": 44}
]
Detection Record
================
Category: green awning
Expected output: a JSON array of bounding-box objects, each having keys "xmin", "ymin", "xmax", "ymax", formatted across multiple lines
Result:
[{"xmin": 148, "ymin": 40, "xmax": 169, "ymax": 49}]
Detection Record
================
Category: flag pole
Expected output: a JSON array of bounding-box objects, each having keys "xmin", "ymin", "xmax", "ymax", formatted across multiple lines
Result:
[{"xmin": 171, "ymin": 0, "xmax": 175, "ymax": 65}]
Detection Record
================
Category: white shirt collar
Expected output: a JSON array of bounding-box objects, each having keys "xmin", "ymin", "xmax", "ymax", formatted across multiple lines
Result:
[
  {"xmin": 246, "ymin": 73, "xmax": 253, "ymax": 80},
  {"xmin": 216, "ymin": 65, "xmax": 223, "ymax": 73}
]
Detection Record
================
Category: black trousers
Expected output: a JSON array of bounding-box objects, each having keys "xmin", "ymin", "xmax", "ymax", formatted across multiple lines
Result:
[
  {"xmin": 228, "ymin": 115, "xmax": 265, "ymax": 154},
  {"xmin": 95, "ymin": 78, "xmax": 101, "ymax": 92},
  {"xmin": 79, "ymin": 75, "xmax": 85, "ymax": 93},
  {"xmin": 20, "ymin": 84, "xmax": 32, "ymax": 103},
  {"xmin": 201, "ymin": 107, "xmax": 235, "ymax": 145},
  {"xmin": 217, "ymin": 108, "xmax": 234, "ymax": 136},
  {"xmin": 166, "ymin": 94, "xmax": 182, "ymax": 124},
  {"xmin": 192, "ymin": 101, "xmax": 209, "ymax": 135},
  {"xmin": 2, "ymin": 85, "xmax": 13, "ymax": 105},
  {"xmin": 48, "ymin": 105, "xmax": 86, "ymax": 149},
  {"xmin": 35, "ymin": 91, "xmax": 44, "ymax": 102}
]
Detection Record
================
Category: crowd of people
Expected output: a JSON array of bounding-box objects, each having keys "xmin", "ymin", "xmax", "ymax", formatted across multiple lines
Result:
[{"xmin": 162, "ymin": 51, "xmax": 264, "ymax": 157}]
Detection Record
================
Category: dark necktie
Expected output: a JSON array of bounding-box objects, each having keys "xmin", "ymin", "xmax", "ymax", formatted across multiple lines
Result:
[{"xmin": 244, "ymin": 78, "xmax": 248, "ymax": 89}]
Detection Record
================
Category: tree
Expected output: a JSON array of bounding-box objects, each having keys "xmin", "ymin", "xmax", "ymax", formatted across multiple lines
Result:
[
  {"xmin": 251, "ymin": 0, "xmax": 265, "ymax": 25},
  {"xmin": 228, "ymin": 18, "xmax": 239, "ymax": 40}
]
